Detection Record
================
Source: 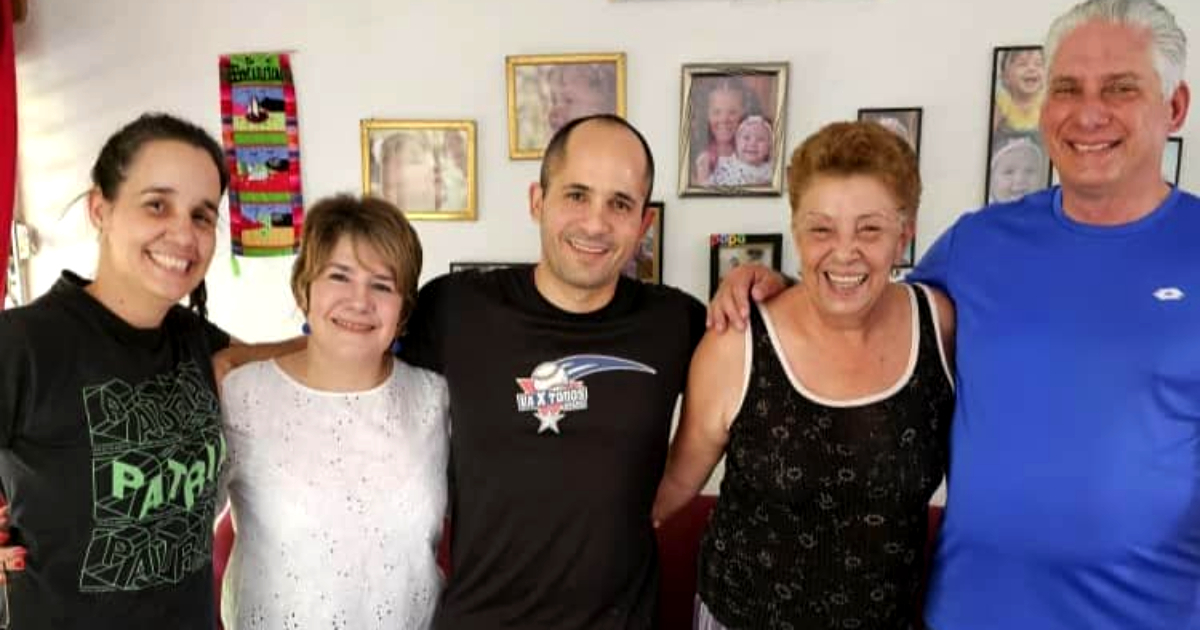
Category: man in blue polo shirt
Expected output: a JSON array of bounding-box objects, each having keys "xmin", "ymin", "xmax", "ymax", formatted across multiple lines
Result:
[{"xmin": 711, "ymin": 1, "xmax": 1199, "ymax": 628}]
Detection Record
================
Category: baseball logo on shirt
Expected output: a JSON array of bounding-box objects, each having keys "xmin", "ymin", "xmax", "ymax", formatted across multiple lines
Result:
[{"xmin": 515, "ymin": 354, "xmax": 656, "ymax": 434}]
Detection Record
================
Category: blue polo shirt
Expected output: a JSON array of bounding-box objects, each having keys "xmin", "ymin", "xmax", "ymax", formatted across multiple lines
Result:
[{"xmin": 911, "ymin": 187, "xmax": 1200, "ymax": 630}]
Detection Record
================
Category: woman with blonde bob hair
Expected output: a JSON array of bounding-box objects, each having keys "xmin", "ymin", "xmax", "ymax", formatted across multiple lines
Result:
[
  {"xmin": 654, "ymin": 121, "xmax": 956, "ymax": 629},
  {"xmin": 219, "ymin": 194, "xmax": 449, "ymax": 629}
]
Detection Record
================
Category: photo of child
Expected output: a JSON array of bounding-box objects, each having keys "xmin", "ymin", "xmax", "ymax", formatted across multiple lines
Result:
[
  {"xmin": 709, "ymin": 116, "xmax": 774, "ymax": 187},
  {"xmin": 858, "ymin": 108, "xmax": 922, "ymax": 154},
  {"xmin": 989, "ymin": 136, "xmax": 1048, "ymax": 203},
  {"xmin": 361, "ymin": 120, "xmax": 476, "ymax": 221},
  {"xmin": 507, "ymin": 54, "xmax": 625, "ymax": 159},
  {"xmin": 708, "ymin": 233, "xmax": 783, "ymax": 296},
  {"xmin": 986, "ymin": 46, "xmax": 1051, "ymax": 203},
  {"xmin": 680, "ymin": 63, "xmax": 788, "ymax": 196},
  {"xmin": 993, "ymin": 48, "xmax": 1046, "ymax": 138}
]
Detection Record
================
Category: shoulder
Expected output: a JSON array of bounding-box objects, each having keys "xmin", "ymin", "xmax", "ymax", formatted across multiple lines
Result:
[
  {"xmin": 950, "ymin": 188, "xmax": 1055, "ymax": 240},
  {"xmin": 165, "ymin": 305, "xmax": 230, "ymax": 346},
  {"xmin": 419, "ymin": 266, "xmax": 531, "ymax": 307},
  {"xmin": 910, "ymin": 283, "xmax": 955, "ymax": 329},
  {"xmin": 636, "ymin": 281, "xmax": 705, "ymax": 315},
  {"xmin": 0, "ymin": 291, "xmax": 77, "ymax": 347},
  {"xmin": 222, "ymin": 360, "xmax": 276, "ymax": 396},
  {"xmin": 1171, "ymin": 188, "xmax": 1200, "ymax": 219},
  {"xmin": 394, "ymin": 359, "xmax": 448, "ymax": 393}
]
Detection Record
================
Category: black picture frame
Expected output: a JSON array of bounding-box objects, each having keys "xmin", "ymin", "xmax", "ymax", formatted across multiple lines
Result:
[
  {"xmin": 622, "ymin": 201, "xmax": 664, "ymax": 284},
  {"xmin": 857, "ymin": 107, "xmax": 923, "ymax": 159},
  {"xmin": 448, "ymin": 261, "xmax": 532, "ymax": 273},
  {"xmin": 709, "ymin": 233, "xmax": 783, "ymax": 297},
  {"xmin": 985, "ymin": 45, "xmax": 1053, "ymax": 205},
  {"xmin": 1163, "ymin": 136, "xmax": 1183, "ymax": 186}
]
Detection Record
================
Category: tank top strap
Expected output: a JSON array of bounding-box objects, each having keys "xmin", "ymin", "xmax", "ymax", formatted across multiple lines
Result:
[
  {"xmin": 746, "ymin": 299, "xmax": 789, "ymax": 390},
  {"xmin": 907, "ymin": 282, "xmax": 954, "ymax": 392}
]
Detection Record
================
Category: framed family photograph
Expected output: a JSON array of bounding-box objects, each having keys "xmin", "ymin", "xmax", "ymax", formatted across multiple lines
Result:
[
  {"xmin": 361, "ymin": 119, "xmax": 477, "ymax": 221},
  {"xmin": 506, "ymin": 53, "xmax": 626, "ymax": 159},
  {"xmin": 985, "ymin": 45, "xmax": 1052, "ymax": 205},
  {"xmin": 709, "ymin": 233, "xmax": 782, "ymax": 297},
  {"xmin": 622, "ymin": 201, "xmax": 664, "ymax": 284},
  {"xmin": 679, "ymin": 62, "xmax": 788, "ymax": 197},
  {"xmin": 449, "ymin": 261, "xmax": 532, "ymax": 274},
  {"xmin": 858, "ymin": 107, "xmax": 923, "ymax": 158},
  {"xmin": 1163, "ymin": 136, "xmax": 1183, "ymax": 185}
]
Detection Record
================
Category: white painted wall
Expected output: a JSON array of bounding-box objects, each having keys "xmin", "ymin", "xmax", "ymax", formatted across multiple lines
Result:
[{"xmin": 12, "ymin": 0, "xmax": 1199, "ymax": 497}]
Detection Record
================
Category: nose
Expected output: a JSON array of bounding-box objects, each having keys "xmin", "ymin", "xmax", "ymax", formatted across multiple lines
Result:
[
  {"xmin": 1074, "ymin": 91, "xmax": 1112, "ymax": 129},
  {"xmin": 578, "ymin": 199, "xmax": 611, "ymax": 235},
  {"xmin": 165, "ymin": 210, "xmax": 199, "ymax": 246},
  {"xmin": 832, "ymin": 230, "xmax": 862, "ymax": 261},
  {"xmin": 348, "ymin": 280, "xmax": 374, "ymax": 310}
]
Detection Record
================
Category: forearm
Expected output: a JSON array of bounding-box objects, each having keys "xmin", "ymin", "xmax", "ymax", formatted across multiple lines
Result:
[{"xmin": 653, "ymin": 443, "xmax": 723, "ymax": 525}]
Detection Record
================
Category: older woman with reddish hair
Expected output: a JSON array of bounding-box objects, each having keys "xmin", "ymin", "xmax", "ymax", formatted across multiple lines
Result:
[{"xmin": 653, "ymin": 121, "xmax": 956, "ymax": 630}]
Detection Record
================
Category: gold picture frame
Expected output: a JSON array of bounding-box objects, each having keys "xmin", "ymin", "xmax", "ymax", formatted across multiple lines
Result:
[
  {"xmin": 361, "ymin": 119, "xmax": 477, "ymax": 221},
  {"xmin": 506, "ymin": 53, "xmax": 627, "ymax": 160},
  {"xmin": 679, "ymin": 62, "xmax": 788, "ymax": 197}
]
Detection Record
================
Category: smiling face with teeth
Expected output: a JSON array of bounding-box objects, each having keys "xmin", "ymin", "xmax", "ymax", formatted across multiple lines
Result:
[
  {"xmin": 87, "ymin": 140, "xmax": 221, "ymax": 327},
  {"xmin": 531, "ymin": 120, "xmax": 654, "ymax": 312},
  {"xmin": 793, "ymin": 174, "xmax": 912, "ymax": 322},
  {"xmin": 304, "ymin": 236, "xmax": 404, "ymax": 363},
  {"xmin": 1002, "ymin": 49, "xmax": 1047, "ymax": 102},
  {"xmin": 1041, "ymin": 20, "xmax": 1190, "ymax": 221}
]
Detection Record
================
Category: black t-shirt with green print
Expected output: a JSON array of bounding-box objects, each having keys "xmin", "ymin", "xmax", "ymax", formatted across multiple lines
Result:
[{"xmin": 0, "ymin": 271, "xmax": 230, "ymax": 629}]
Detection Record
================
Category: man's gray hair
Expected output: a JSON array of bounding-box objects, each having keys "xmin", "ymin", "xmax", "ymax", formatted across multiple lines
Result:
[{"xmin": 1045, "ymin": 0, "xmax": 1187, "ymax": 99}]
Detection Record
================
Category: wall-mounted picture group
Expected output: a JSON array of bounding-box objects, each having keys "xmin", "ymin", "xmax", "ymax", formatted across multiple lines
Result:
[{"xmin": 358, "ymin": 43, "xmax": 1186, "ymax": 287}]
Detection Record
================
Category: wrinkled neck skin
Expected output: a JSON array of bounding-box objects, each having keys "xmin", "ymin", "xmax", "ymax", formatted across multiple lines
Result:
[{"xmin": 1060, "ymin": 177, "xmax": 1170, "ymax": 226}]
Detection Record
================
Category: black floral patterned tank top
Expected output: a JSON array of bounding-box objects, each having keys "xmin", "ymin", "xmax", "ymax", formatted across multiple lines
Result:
[{"xmin": 697, "ymin": 283, "xmax": 953, "ymax": 630}]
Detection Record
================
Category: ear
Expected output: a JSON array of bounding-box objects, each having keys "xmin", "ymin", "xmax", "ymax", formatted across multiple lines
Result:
[
  {"xmin": 896, "ymin": 218, "xmax": 916, "ymax": 265},
  {"xmin": 1167, "ymin": 80, "xmax": 1190, "ymax": 133},
  {"xmin": 529, "ymin": 182, "xmax": 545, "ymax": 222},
  {"xmin": 637, "ymin": 203, "xmax": 656, "ymax": 239},
  {"xmin": 86, "ymin": 188, "xmax": 109, "ymax": 232}
]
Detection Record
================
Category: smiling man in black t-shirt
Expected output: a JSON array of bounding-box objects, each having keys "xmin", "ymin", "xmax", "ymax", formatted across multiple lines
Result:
[{"xmin": 403, "ymin": 115, "xmax": 705, "ymax": 630}]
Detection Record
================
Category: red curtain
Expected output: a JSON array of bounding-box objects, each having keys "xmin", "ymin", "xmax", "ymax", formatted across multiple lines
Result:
[{"xmin": 0, "ymin": 0, "xmax": 17, "ymax": 308}]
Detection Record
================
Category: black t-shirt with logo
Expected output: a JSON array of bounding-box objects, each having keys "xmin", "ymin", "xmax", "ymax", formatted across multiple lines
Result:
[
  {"xmin": 0, "ymin": 271, "xmax": 230, "ymax": 629},
  {"xmin": 403, "ymin": 267, "xmax": 705, "ymax": 630}
]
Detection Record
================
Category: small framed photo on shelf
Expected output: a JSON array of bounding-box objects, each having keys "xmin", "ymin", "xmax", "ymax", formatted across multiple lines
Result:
[
  {"xmin": 448, "ymin": 261, "xmax": 531, "ymax": 274},
  {"xmin": 622, "ymin": 201, "xmax": 664, "ymax": 284},
  {"xmin": 985, "ymin": 45, "xmax": 1052, "ymax": 205},
  {"xmin": 679, "ymin": 62, "xmax": 788, "ymax": 197},
  {"xmin": 361, "ymin": 119, "xmax": 477, "ymax": 221},
  {"xmin": 506, "ymin": 53, "xmax": 626, "ymax": 160},
  {"xmin": 709, "ymin": 233, "xmax": 782, "ymax": 297},
  {"xmin": 1163, "ymin": 136, "xmax": 1183, "ymax": 185},
  {"xmin": 858, "ymin": 107, "xmax": 923, "ymax": 157}
]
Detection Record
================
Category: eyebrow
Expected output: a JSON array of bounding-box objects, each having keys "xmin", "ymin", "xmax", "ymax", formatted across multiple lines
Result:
[
  {"xmin": 140, "ymin": 185, "xmax": 220, "ymax": 213},
  {"xmin": 800, "ymin": 210, "xmax": 898, "ymax": 220},
  {"xmin": 563, "ymin": 182, "xmax": 639, "ymax": 207},
  {"xmin": 327, "ymin": 262, "xmax": 395, "ymax": 283},
  {"xmin": 1050, "ymin": 72, "xmax": 1144, "ymax": 84}
]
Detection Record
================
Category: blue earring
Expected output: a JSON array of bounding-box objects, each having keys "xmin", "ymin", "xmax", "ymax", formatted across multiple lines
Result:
[
  {"xmin": 390, "ymin": 338, "xmax": 403, "ymax": 355},
  {"xmin": 301, "ymin": 322, "xmax": 311, "ymax": 335}
]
